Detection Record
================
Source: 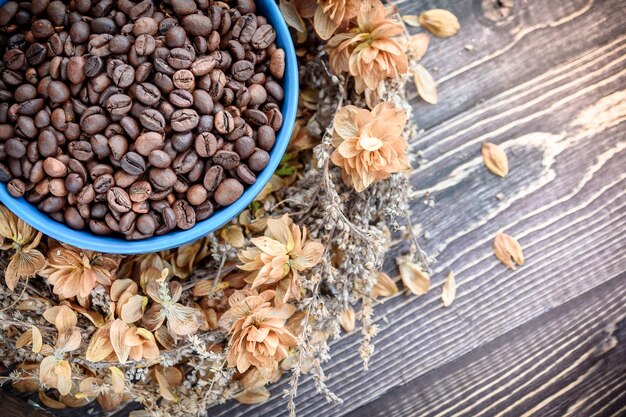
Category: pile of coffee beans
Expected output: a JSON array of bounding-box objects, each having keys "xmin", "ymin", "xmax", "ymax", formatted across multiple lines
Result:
[{"xmin": 0, "ymin": 0, "xmax": 285, "ymax": 239}]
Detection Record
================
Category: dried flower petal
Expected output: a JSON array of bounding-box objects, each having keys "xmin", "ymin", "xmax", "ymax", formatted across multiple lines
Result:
[
  {"xmin": 397, "ymin": 255, "xmax": 430, "ymax": 296},
  {"xmin": 39, "ymin": 390, "xmax": 67, "ymax": 409},
  {"xmin": 121, "ymin": 295, "xmax": 148, "ymax": 323},
  {"xmin": 340, "ymin": 306, "xmax": 356, "ymax": 332},
  {"xmin": 154, "ymin": 368, "xmax": 178, "ymax": 402},
  {"xmin": 419, "ymin": 9, "xmax": 460, "ymax": 38},
  {"xmin": 109, "ymin": 366, "xmax": 125, "ymax": 394},
  {"xmin": 493, "ymin": 232, "xmax": 524, "ymax": 270},
  {"xmin": 234, "ymin": 386, "xmax": 271, "ymax": 404},
  {"xmin": 280, "ymin": 0, "xmax": 306, "ymax": 33},
  {"xmin": 413, "ymin": 64, "xmax": 438, "ymax": 104},
  {"xmin": 441, "ymin": 271, "xmax": 456, "ymax": 307},
  {"xmin": 407, "ymin": 33, "xmax": 430, "ymax": 61},
  {"xmin": 482, "ymin": 142, "xmax": 509, "ymax": 177},
  {"xmin": 31, "ymin": 325, "xmax": 42, "ymax": 353},
  {"xmin": 110, "ymin": 319, "xmax": 130, "ymax": 363},
  {"xmin": 402, "ymin": 15, "xmax": 420, "ymax": 27},
  {"xmin": 372, "ymin": 271, "xmax": 399, "ymax": 298},
  {"xmin": 86, "ymin": 323, "xmax": 115, "ymax": 362},
  {"xmin": 220, "ymin": 225, "xmax": 246, "ymax": 248}
]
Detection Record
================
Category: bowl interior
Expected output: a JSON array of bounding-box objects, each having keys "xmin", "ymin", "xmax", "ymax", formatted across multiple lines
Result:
[{"xmin": 0, "ymin": 0, "xmax": 298, "ymax": 254}]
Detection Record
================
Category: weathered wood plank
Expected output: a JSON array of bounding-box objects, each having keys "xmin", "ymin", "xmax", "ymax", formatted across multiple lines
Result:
[
  {"xmin": 345, "ymin": 272, "xmax": 626, "ymax": 417},
  {"xmin": 211, "ymin": 0, "xmax": 626, "ymax": 415},
  {"xmin": 0, "ymin": 391, "xmax": 50, "ymax": 417}
]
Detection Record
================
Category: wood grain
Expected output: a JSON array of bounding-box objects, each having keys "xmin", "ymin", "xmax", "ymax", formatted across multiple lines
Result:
[
  {"xmin": 210, "ymin": 0, "xmax": 626, "ymax": 415},
  {"xmin": 4, "ymin": 0, "xmax": 625, "ymax": 416}
]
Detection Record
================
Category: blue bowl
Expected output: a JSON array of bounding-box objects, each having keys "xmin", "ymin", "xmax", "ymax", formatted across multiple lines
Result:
[{"xmin": 0, "ymin": 0, "xmax": 298, "ymax": 254}]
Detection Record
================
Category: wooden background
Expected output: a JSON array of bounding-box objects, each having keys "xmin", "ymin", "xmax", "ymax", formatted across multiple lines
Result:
[{"xmin": 3, "ymin": 0, "xmax": 625, "ymax": 416}]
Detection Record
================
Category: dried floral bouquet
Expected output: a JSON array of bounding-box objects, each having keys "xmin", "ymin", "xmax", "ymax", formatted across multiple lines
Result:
[{"xmin": 0, "ymin": 1, "xmax": 461, "ymax": 416}]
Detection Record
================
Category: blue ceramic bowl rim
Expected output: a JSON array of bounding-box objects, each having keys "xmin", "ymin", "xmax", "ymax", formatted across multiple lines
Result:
[{"xmin": 0, "ymin": 0, "xmax": 298, "ymax": 254}]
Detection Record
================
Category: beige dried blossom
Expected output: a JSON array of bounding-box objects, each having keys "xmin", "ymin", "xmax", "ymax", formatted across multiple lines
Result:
[
  {"xmin": 143, "ymin": 277, "xmax": 204, "ymax": 338},
  {"xmin": 167, "ymin": 239, "xmax": 211, "ymax": 279},
  {"xmin": 38, "ymin": 306, "xmax": 82, "ymax": 395},
  {"xmin": 219, "ymin": 289, "xmax": 297, "ymax": 378},
  {"xmin": 372, "ymin": 271, "xmax": 399, "ymax": 298},
  {"xmin": 0, "ymin": 206, "xmax": 46, "ymax": 291},
  {"xmin": 441, "ymin": 271, "xmax": 457, "ymax": 307},
  {"xmin": 311, "ymin": 0, "xmax": 359, "ymax": 40},
  {"xmin": 78, "ymin": 366, "xmax": 128, "ymax": 411},
  {"xmin": 397, "ymin": 255, "xmax": 430, "ymax": 296},
  {"xmin": 110, "ymin": 279, "xmax": 148, "ymax": 324},
  {"xmin": 41, "ymin": 244, "xmax": 120, "ymax": 300},
  {"xmin": 238, "ymin": 214, "xmax": 323, "ymax": 304},
  {"xmin": 493, "ymin": 232, "xmax": 524, "ymax": 270},
  {"xmin": 340, "ymin": 306, "xmax": 356, "ymax": 332},
  {"xmin": 327, "ymin": 0, "xmax": 408, "ymax": 93},
  {"xmin": 418, "ymin": 9, "xmax": 460, "ymax": 38},
  {"xmin": 482, "ymin": 142, "xmax": 509, "ymax": 177},
  {"xmin": 86, "ymin": 319, "xmax": 159, "ymax": 363},
  {"xmin": 330, "ymin": 102, "xmax": 410, "ymax": 192}
]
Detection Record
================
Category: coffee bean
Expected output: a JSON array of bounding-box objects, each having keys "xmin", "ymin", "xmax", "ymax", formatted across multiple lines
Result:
[
  {"xmin": 108, "ymin": 135, "xmax": 128, "ymax": 160},
  {"xmin": 135, "ymin": 82, "xmax": 161, "ymax": 106},
  {"xmin": 139, "ymin": 108, "xmax": 166, "ymax": 131},
  {"xmin": 195, "ymin": 132, "xmax": 217, "ymax": 157},
  {"xmin": 148, "ymin": 149, "xmax": 171, "ymax": 168},
  {"xmin": 269, "ymin": 49, "xmax": 285, "ymax": 79},
  {"xmin": 136, "ymin": 132, "xmax": 164, "ymax": 156},
  {"xmin": 65, "ymin": 172, "xmax": 84, "ymax": 194},
  {"xmin": 121, "ymin": 151, "xmax": 146, "ymax": 175},
  {"xmin": 7, "ymin": 178, "xmax": 26, "ymax": 198},
  {"xmin": 214, "ymin": 178, "xmax": 243, "ymax": 206},
  {"xmin": 214, "ymin": 109, "xmax": 234, "ymax": 134},
  {"xmin": 168, "ymin": 48, "xmax": 194, "ymax": 69},
  {"xmin": 135, "ymin": 34, "xmax": 156, "ymax": 55},
  {"xmin": 93, "ymin": 173, "xmax": 114, "ymax": 193},
  {"xmin": 112, "ymin": 64, "xmax": 135, "ymax": 87},
  {"xmin": 213, "ymin": 150, "xmax": 240, "ymax": 169},
  {"xmin": 149, "ymin": 167, "xmax": 177, "ymax": 189},
  {"xmin": 192, "ymin": 89, "xmax": 214, "ymax": 114},
  {"xmin": 234, "ymin": 136, "xmax": 256, "ymax": 159},
  {"xmin": 165, "ymin": 26, "xmax": 186, "ymax": 48},
  {"xmin": 171, "ymin": 108, "xmax": 199, "ymax": 132},
  {"xmin": 243, "ymin": 108, "xmax": 268, "ymax": 127},
  {"xmin": 233, "ymin": 13, "xmax": 257, "ymax": 44},
  {"xmin": 107, "ymin": 186, "xmax": 132, "ymax": 212},
  {"xmin": 68, "ymin": 141, "xmax": 94, "ymax": 161},
  {"xmin": 129, "ymin": 180, "xmax": 152, "ymax": 202},
  {"xmin": 236, "ymin": 164, "xmax": 256, "ymax": 185},
  {"xmin": 232, "ymin": 60, "xmax": 254, "ymax": 81},
  {"xmin": 248, "ymin": 149, "xmax": 270, "ymax": 172},
  {"xmin": 251, "ymin": 24, "xmax": 275, "ymax": 49},
  {"xmin": 202, "ymin": 165, "xmax": 223, "ymax": 192},
  {"xmin": 172, "ymin": 199, "xmax": 195, "ymax": 229},
  {"xmin": 181, "ymin": 14, "xmax": 213, "ymax": 36}
]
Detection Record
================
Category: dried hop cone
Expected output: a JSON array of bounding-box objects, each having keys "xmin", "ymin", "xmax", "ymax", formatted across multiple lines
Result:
[{"xmin": 418, "ymin": 9, "xmax": 460, "ymax": 38}]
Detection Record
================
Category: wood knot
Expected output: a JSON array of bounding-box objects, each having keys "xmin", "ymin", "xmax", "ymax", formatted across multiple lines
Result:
[{"xmin": 482, "ymin": 0, "xmax": 514, "ymax": 22}]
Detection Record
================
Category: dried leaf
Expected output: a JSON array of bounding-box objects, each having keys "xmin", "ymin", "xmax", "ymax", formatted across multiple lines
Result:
[
  {"xmin": 413, "ymin": 64, "xmax": 438, "ymax": 104},
  {"xmin": 39, "ymin": 390, "xmax": 67, "ymax": 409},
  {"xmin": 402, "ymin": 15, "xmax": 420, "ymax": 27},
  {"xmin": 280, "ymin": 0, "xmax": 306, "ymax": 33},
  {"xmin": 482, "ymin": 142, "xmax": 509, "ymax": 177},
  {"xmin": 407, "ymin": 33, "xmax": 430, "ymax": 61},
  {"xmin": 154, "ymin": 368, "xmax": 178, "ymax": 402},
  {"xmin": 494, "ymin": 232, "xmax": 524, "ymax": 270},
  {"xmin": 234, "ymin": 386, "xmax": 271, "ymax": 404},
  {"xmin": 441, "ymin": 271, "xmax": 457, "ymax": 307},
  {"xmin": 220, "ymin": 225, "xmax": 246, "ymax": 248},
  {"xmin": 192, "ymin": 279, "xmax": 213, "ymax": 297},
  {"xmin": 419, "ymin": 9, "xmax": 460, "ymax": 38},
  {"xmin": 372, "ymin": 271, "xmax": 399, "ymax": 298},
  {"xmin": 339, "ymin": 306, "xmax": 356, "ymax": 333},
  {"xmin": 397, "ymin": 255, "xmax": 430, "ymax": 296},
  {"xmin": 86, "ymin": 323, "xmax": 114, "ymax": 362}
]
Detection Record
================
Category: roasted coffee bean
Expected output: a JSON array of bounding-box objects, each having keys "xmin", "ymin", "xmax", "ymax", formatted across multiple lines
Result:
[
  {"xmin": 107, "ymin": 186, "xmax": 131, "ymax": 212},
  {"xmin": 173, "ymin": 199, "xmax": 195, "ymax": 229},
  {"xmin": 181, "ymin": 14, "xmax": 213, "ymax": 36},
  {"xmin": 135, "ymin": 213, "xmax": 156, "ymax": 234},
  {"xmin": 171, "ymin": 109, "xmax": 199, "ymax": 132},
  {"xmin": 234, "ymin": 136, "xmax": 256, "ymax": 159},
  {"xmin": 169, "ymin": 89, "xmax": 194, "ymax": 108},
  {"xmin": 168, "ymin": 48, "xmax": 194, "ymax": 69},
  {"xmin": 139, "ymin": 108, "xmax": 166, "ymax": 131},
  {"xmin": 231, "ymin": 60, "xmax": 254, "ymax": 81},
  {"xmin": 243, "ymin": 108, "xmax": 268, "ymax": 127},
  {"xmin": 112, "ymin": 64, "xmax": 135, "ymax": 87},
  {"xmin": 84, "ymin": 55, "xmax": 104, "ymax": 77},
  {"xmin": 233, "ymin": 13, "xmax": 257, "ymax": 43},
  {"xmin": 172, "ymin": 69, "xmax": 195, "ymax": 90},
  {"xmin": 236, "ymin": 164, "xmax": 256, "ymax": 185},
  {"xmin": 192, "ymin": 89, "xmax": 214, "ymax": 114},
  {"xmin": 187, "ymin": 183, "xmax": 208, "ymax": 205},
  {"xmin": 121, "ymin": 151, "xmax": 146, "ymax": 175},
  {"xmin": 93, "ymin": 173, "xmax": 114, "ymax": 193},
  {"xmin": 108, "ymin": 135, "xmax": 128, "ymax": 160},
  {"xmin": 68, "ymin": 141, "xmax": 94, "ymax": 161},
  {"xmin": 213, "ymin": 150, "xmax": 240, "ymax": 169},
  {"xmin": 214, "ymin": 109, "xmax": 234, "ymax": 134},
  {"xmin": 195, "ymin": 132, "xmax": 218, "ymax": 157},
  {"xmin": 7, "ymin": 178, "xmax": 26, "ymax": 198},
  {"xmin": 214, "ymin": 178, "xmax": 243, "ymax": 206},
  {"xmin": 64, "ymin": 206, "xmax": 86, "ymax": 229},
  {"xmin": 202, "ymin": 165, "xmax": 223, "ymax": 192},
  {"xmin": 248, "ymin": 149, "xmax": 270, "ymax": 171},
  {"xmin": 119, "ymin": 211, "xmax": 136, "ymax": 233},
  {"xmin": 251, "ymin": 24, "xmax": 275, "ymax": 49},
  {"xmin": 135, "ymin": 34, "xmax": 156, "ymax": 55},
  {"xmin": 149, "ymin": 167, "xmax": 177, "ymax": 189},
  {"xmin": 148, "ymin": 149, "xmax": 171, "ymax": 168},
  {"xmin": 135, "ymin": 82, "xmax": 161, "ymax": 106},
  {"xmin": 257, "ymin": 125, "xmax": 276, "ymax": 151},
  {"xmin": 136, "ymin": 132, "xmax": 164, "ymax": 156},
  {"xmin": 173, "ymin": 149, "xmax": 199, "ymax": 174},
  {"xmin": 165, "ymin": 26, "xmax": 186, "ymax": 48},
  {"xmin": 129, "ymin": 180, "xmax": 152, "ymax": 202},
  {"xmin": 65, "ymin": 172, "xmax": 84, "ymax": 194}
]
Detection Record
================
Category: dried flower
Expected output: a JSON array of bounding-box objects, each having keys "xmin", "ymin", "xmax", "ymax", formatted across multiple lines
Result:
[
  {"xmin": 219, "ymin": 289, "xmax": 297, "ymax": 378},
  {"xmin": 441, "ymin": 271, "xmax": 456, "ymax": 307},
  {"xmin": 167, "ymin": 239, "xmax": 211, "ymax": 279},
  {"xmin": 86, "ymin": 319, "xmax": 159, "ymax": 363},
  {"xmin": 493, "ymin": 232, "xmax": 524, "ymax": 270},
  {"xmin": 38, "ymin": 306, "xmax": 82, "ymax": 395},
  {"xmin": 406, "ymin": 33, "xmax": 430, "ymax": 61},
  {"xmin": 372, "ymin": 271, "xmax": 398, "ymax": 298},
  {"xmin": 482, "ymin": 142, "xmax": 509, "ymax": 177},
  {"xmin": 0, "ymin": 206, "xmax": 46, "ymax": 291},
  {"xmin": 234, "ymin": 386, "xmax": 271, "ymax": 404},
  {"xmin": 143, "ymin": 277, "xmax": 204, "ymax": 338},
  {"xmin": 339, "ymin": 306, "xmax": 356, "ymax": 332},
  {"xmin": 413, "ymin": 64, "xmax": 438, "ymax": 104},
  {"xmin": 418, "ymin": 9, "xmax": 460, "ymax": 38},
  {"xmin": 327, "ymin": 0, "xmax": 408, "ymax": 93},
  {"xmin": 238, "ymin": 214, "xmax": 323, "ymax": 304},
  {"xmin": 41, "ymin": 244, "xmax": 120, "ymax": 299},
  {"xmin": 110, "ymin": 279, "xmax": 148, "ymax": 324},
  {"xmin": 78, "ymin": 366, "xmax": 127, "ymax": 411},
  {"xmin": 331, "ymin": 102, "xmax": 409, "ymax": 192},
  {"xmin": 397, "ymin": 255, "xmax": 430, "ymax": 296},
  {"xmin": 313, "ymin": 0, "xmax": 359, "ymax": 40}
]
